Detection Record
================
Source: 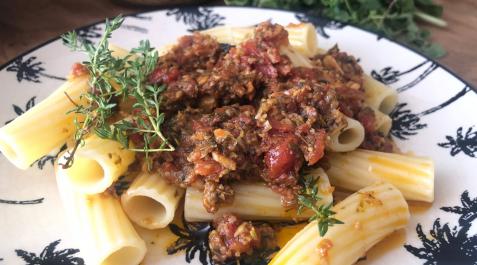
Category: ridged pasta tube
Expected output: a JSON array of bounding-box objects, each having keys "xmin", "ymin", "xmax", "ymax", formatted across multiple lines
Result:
[
  {"xmin": 56, "ymin": 135, "xmax": 135, "ymax": 195},
  {"xmin": 372, "ymin": 107, "xmax": 392, "ymax": 135},
  {"xmin": 121, "ymin": 172, "xmax": 185, "ymax": 229},
  {"xmin": 285, "ymin": 23, "xmax": 318, "ymax": 57},
  {"xmin": 327, "ymin": 116, "xmax": 365, "ymax": 152},
  {"xmin": 0, "ymin": 75, "xmax": 89, "ymax": 169},
  {"xmin": 156, "ymin": 43, "xmax": 175, "ymax": 56},
  {"xmin": 269, "ymin": 182, "xmax": 410, "ymax": 265},
  {"xmin": 201, "ymin": 26, "xmax": 255, "ymax": 45},
  {"xmin": 202, "ymin": 23, "xmax": 318, "ymax": 57},
  {"xmin": 185, "ymin": 168, "xmax": 333, "ymax": 222},
  {"xmin": 280, "ymin": 46, "xmax": 313, "ymax": 68},
  {"xmin": 56, "ymin": 173, "xmax": 147, "ymax": 265},
  {"xmin": 326, "ymin": 149, "xmax": 434, "ymax": 202},
  {"xmin": 109, "ymin": 43, "xmax": 129, "ymax": 58},
  {"xmin": 363, "ymin": 75, "xmax": 398, "ymax": 114}
]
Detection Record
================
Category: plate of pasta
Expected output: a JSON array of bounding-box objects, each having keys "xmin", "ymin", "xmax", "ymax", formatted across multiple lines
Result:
[{"xmin": 0, "ymin": 6, "xmax": 476, "ymax": 265}]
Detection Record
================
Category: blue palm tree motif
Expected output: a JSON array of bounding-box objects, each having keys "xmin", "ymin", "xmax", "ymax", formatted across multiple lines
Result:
[
  {"xmin": 0, "ymin": 198, "xmax": 44, "ymax": 205},
  {"xmin": 166, "ymin": 7, "xmax": 225, "ymax": 32},
  {"xmin": 371, "ymin": 60, "xmax": 438, "ymax": 93},
  {"xmin": 390, "ymin": 86, "xmax": 472, "ymax": 140},
  {"xmin": 389, "ymin": 102, "xmax": 427, "ymax": 140},
  {"xmin": 5, "ymin": 96, "xmax": 36, "ymax": 124},
  {"xmin": 32, "ymin": 143, "xmax": 67, "ymax": 170},
  {"xmin": 15, "ymin": 239, "xmax": 84, "ymax": 265},
  {"xmin": 438, "ymin": 127, "xmax": 477, "ymax": 158},
  {"xmin": 75, "ymin": 22, "xmax": 147, "ymax": 45},
  {"xmin": 295, "ymin": 13, "xmax": 345, "ymax": 38},
  {"xmin": 6, "ymin": 57, "xmax": 65, "ymax": 83},
  {"xmin": 111, "ymin": 175, "xmax": 131, "ymax": 196},
  {"xmin": 441, "ymin": 191, "xmax": 477, "ymax": 226},
  {"xmin": 167, "ymin": 216, "xmax": 213, "ymax": 265},
  {"xmin": 129, "ymin": 14, "xmax": 152, "ymax": 21},
  {"xmin": 405, "ymin": 190, "xmax": 477, "ymax": 264},
  {"xmin": 120, "ymin": 24, "xmax": 148, "ymax": 34},
  {"xmin": 75, "ymin": 25, "xmax": 102, "ymax": 44}
]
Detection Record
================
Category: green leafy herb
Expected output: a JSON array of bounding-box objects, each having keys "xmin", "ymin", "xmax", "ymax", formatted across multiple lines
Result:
[
  {"xmin": 225, "ymin": 0, "xmax": 446, "ymax": 58},
  {"xmin": 61, "ymin": 15, "xmax": 173, "ymax": 169},
  {"xmin": 297, "ymin": 174, "xmax": 343, "ymax": 236}
]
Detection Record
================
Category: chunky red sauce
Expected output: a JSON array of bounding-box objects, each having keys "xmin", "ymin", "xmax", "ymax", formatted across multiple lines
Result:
[
  {"xmin": 128, "ymin": 22, "xmax": 393, "ymax": 216},
  {"xmin": 70, "ymin": 62, "xmax": 89, "ymax": 78},
  {"xmin": 209, "ymin": 213, "xmax": 276, "ymax": 262}
]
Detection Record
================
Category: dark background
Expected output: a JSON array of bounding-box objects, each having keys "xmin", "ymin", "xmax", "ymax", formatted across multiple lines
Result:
[{"xmin": 0, "ymin": 0, "xmax": 475, "ymax": 87}]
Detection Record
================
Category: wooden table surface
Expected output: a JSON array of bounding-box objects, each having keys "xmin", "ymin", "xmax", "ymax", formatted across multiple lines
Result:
[{"xmin": 0, "ymin": 0, "xmax": 475, "ymax": 88}]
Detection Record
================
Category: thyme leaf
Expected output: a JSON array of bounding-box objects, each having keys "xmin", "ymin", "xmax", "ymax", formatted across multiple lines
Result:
[
  {"xmin": 60, "ymin": 15, "xmax": 173, "ymax": 169},
  {"xmin": 297, "ymin": 174, "xmax": 343, "ymax": 236}
]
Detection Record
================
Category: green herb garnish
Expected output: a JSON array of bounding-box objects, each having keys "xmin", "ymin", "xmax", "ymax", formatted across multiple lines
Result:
[
  {"xmin": 225, "ymin": 0, "xmax": 446, "ymax": 58},
  {"xmin": 61, "ymin": 15, "xmax": 173, "ymax": 169},
  {"xmin": 297, "ymin": 174, "xmax": 343, "ymax": 236}
]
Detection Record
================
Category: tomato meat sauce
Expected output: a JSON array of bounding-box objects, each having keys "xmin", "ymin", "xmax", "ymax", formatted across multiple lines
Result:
[{"xmin": 124, "ymin": 21, "xmax": 395, "ymax": 262}]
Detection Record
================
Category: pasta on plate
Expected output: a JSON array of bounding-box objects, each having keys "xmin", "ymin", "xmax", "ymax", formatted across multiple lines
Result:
[{"xmin": 0, "ymin": 15, "xmax": 434, "ymax": 265}]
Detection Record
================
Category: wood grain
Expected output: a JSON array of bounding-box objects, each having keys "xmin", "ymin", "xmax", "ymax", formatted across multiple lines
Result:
[{"xmin": 0, "ymin": 0, "xmax": 475, "ymax": 87}]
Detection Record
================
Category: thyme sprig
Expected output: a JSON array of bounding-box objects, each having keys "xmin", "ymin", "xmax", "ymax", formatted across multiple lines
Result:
[
  {"xmin": 297, "ymin": 174, "xmax": 343, "ymax": 236},
  {"xmin": 60, "ymin": 15, "xmax": 173, "ymax": 169}
]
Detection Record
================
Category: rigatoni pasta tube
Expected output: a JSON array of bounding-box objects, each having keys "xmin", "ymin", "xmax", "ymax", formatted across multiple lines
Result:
[
  {"xmin": 280, "ymin": 46, "xmax": 313, "ymax": 68},
  {"xmin": 0, "ymin": 75, "xmax": 89, "ymax": 169},
  {"xmin": 363, "ymin": 75, "xmax": 398, "ymax": 114},
  {"xmin": 185, "ymin": 168, "xmax": 333, "ymax": 222},
  {"xmin": 56, "ymin": 135, "xmax": 135, "ymax": 194},
  {"xmin": 56, "ymin": 173, "xmax": 146, "ymax": 265},
  {"xmin": 269, "ymin": 182, "xmax": 410, "ymax": 265},
  {"xmin": 121, "ymin": 172, "xmax": 185, "ymax": 229},
  {"xmin": 157, "ymin": 43, "xmax": 174, "ymax": 56},
  {"xmin": 326, "ymin": 149, "xmax": 434, "ymax": 202},
  {"xmin": 285, "ymin": 23, "xmax": 318, "ymax": 57},
  {"xmin": 108, "ymin": 43, "xmax": 129, "ymax": 58},
  {"xmin": 202, "ymin": 23, "xmax": 318, "ymax": 57},
  {"xmin": 326, "ymin": 116, "xmax": 365, "ymax": 152},
  {"xmin": 372, "ymin": 107, "xmax": 392, "ymax": 135},
  {"xmin": 201, "ymin": 26, "xmax": 254, "ymax": 45}
]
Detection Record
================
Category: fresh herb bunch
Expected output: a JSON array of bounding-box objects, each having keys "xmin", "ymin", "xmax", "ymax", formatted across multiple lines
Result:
[
  {"xmin": 61, "ymin": 15, "xmax": 173, "ymax": 169},
  {"xmin": 225, "ymin": 0, "xmax": 446, "ymax": 58},
  {"xmin": 297, "ymin": 174, "xmax": 343, "ymax": 236}
]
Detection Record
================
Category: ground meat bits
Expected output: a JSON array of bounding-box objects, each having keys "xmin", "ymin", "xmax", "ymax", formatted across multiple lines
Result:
[
  {"xmin": 142, "ymin": 22, "xmax": 395, "ymax": 215},
  {"xmin": 208, "ymin": 213, "xmax": 276, "ymax": 263},
  {"xmin": 157, "ymin": 104, "xmax": 262, "ymax": 213},
  {"xmin": 311, "ymin": 46, "xmax": 394, "ymax": 152}
]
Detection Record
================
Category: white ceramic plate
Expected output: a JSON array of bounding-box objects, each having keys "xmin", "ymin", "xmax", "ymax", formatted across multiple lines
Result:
[{"xmin": 0, "ymin": 6, "xmax": 476, "ymax": 265}]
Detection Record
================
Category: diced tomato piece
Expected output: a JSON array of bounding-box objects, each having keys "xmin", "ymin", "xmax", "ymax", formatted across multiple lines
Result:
[
  {"xmin": 194, "ymin": 160, "xmax": 223, "ymax": 176},
  {"xmin": 148, "ymin": 67, "xmax": 180, "ymax": 84},
  {"xmin": 265, "ymin": 136, "xmax": 298, "ymax": 179},
  {"xmin": 269, "ymin": 118, "xmax": 295, "ymax": 133},
  {"xmin": 242, "ymin": 40, "xmax": 259, "ymax": 56},
  {"xmin": 71, "ymin": 63, "xmax": 88, "ymax": 77},
  {"xmin": 308, "ymin": 130, "xmax": 327, "ymax": 165}
]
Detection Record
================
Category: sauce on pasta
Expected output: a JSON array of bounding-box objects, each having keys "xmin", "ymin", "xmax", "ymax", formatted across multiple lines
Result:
[{"xmin": 120, "ymin": 21, "xmax": 396, "ymax": 262}]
